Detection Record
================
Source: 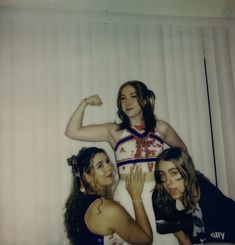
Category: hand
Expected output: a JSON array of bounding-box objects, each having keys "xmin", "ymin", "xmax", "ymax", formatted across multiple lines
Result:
[
  {"xmin": 125, "ymin": 165, "xmax": 145, "ymax": 200},
  {"xmin": 84, "ymin": 95, "xmax": 102, "ymax": 106}
]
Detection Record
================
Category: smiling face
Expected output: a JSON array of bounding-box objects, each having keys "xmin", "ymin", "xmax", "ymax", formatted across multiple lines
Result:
[
  {"xmin": 119, "ymin": 85, "xmax": 143, "ymax": 123},
  {"xmin": 87, "ymin": 152, "xmax": 115, "ymax": 188},
  {"xmin": 158, "ymin": 160, "xmax": 185, "ymax": 200}
]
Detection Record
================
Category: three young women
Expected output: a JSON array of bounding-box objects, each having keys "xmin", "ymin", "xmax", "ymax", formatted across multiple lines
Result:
[{"xmin": 65, "ymin": 80, "xmax": 187, "ymax": 244}]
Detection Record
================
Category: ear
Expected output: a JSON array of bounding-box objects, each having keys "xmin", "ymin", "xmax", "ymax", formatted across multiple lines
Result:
[
  {"xmin": 84, "ymin": 173, "xmax": 94, "ymax": 183},
  {"xmin": 140, "ymin": 99, "xmax": 147, "ymax": 108},
  {"xmin": 150, "ymin": 97, "xmax": 155, "ymax": 110}
]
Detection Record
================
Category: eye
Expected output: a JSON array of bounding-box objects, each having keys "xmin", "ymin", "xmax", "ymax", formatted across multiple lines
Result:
[
  {"xmin": 171, "ymin": 170, "xmax": 179, "ymax": 176},
  {"xmin": 97, "ymin": 163, "xmax": 104, "ymax": 169},
  {"xmin": 170, "ymin": 170, "xmax": 182, "ymax": 181},
  {"xmin": 120, "ymin": 96, "xmax": 126, "ymax": 101}
]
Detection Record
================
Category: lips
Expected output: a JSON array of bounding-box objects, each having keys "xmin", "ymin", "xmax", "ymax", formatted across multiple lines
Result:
[
  {"xmin": 125, "ymin": 107, "xmax": 134, "ymax": 111},
  {"xmin": 167, "ymin": 187, "xmax": 178, "ymax": 196},
  {"xmin": 106, "ymin": 173, "xmax": 113, "ymax": 178}
]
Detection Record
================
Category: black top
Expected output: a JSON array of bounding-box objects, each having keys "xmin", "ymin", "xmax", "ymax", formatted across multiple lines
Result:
[
  {"xmin": 152, "ymin": 172, "xmax": 235, "ymax": 243},
  {"xmin": 77, "ymin": 194, "xmax": 104, "ymax": 245}
]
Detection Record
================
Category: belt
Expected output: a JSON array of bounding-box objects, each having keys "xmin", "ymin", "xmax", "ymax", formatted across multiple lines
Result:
[{"xmin": 119, "ymin": 172, "xmax": 155, "ymax": 182}]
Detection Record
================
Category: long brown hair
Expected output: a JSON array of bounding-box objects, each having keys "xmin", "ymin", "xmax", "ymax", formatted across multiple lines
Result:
[
  {"xmin": 154, "ymin": 147, "xmax": 199, "ymax": 213},
  {"xmin": 64, "ymin": 147, "xmax": 111, "ymax": 244}
]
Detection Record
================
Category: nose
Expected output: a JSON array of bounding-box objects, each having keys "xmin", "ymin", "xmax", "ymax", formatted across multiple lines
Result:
[
  {"xmin": 165, "ymin": 174, "xmax": 173, "ymax": 186},
  {"xmin": 104, "ymin": 162, "xmax": 112, "ymax": 171},
  {"xmin": 125, "ymin": 97, "xmax": 133, "ymax": 106}
]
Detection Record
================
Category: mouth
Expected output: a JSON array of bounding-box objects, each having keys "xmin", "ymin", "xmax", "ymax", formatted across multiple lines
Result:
[
  {"xmin": 125, "ymin": 107, "xmax": 134, "ymax": 111},
  {"xmin": 106, "ymin": 173, "xmax": 114, "ymax": 178},
  {"xmin": 167, "ymin": 187, "xmax": 178, "ymax": 196}
]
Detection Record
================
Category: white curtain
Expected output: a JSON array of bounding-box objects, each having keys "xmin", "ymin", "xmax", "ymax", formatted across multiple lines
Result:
[
  {"xmin": 204, "ymin": 27, "xmax": 235, "ymax": 198},
  {"xmin": 0, "ymin": 7, "xmax": 234, "ymax": 245},
  {"xmin": 161, "ymin": 26, "xmax": 215, "ymax": 180}
]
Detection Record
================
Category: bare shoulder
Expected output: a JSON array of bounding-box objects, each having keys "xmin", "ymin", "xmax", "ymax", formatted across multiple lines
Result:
[
  {"xmin": 156, "ymin": 119, "xmax": 169, "ymax": 135},
  {"xmin": 87, "ymin": 198, "xmax": 123, "ymax": 218},
  {"xmin": 105, "ymin": 122, "xmax": 123, "ymax": 143},
  {"xmin": 96, "ymin": 199, "xmax": 125, "ymax": 217},
  {"xmin": 157, "ymin": 119, "xmax": 187, "ymax": 150},
  {"xmin": 93, "ymin": 199, "xmax": 132, "ymax": 230},
  {"xmin": 85, "ymin": 199, "xmax": 114, "ymax": 227},
  {"xmin": 85, "ymin": 198, "xmax": 126, "ymax": 234}
]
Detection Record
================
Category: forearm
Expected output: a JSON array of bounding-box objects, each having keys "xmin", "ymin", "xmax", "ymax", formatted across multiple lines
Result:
[
  {"xmin": 132, "ymin": 199, "xmax": 152, "ymax": 240},
  {"xmin": 65, "ymin": 99, "xmax": 87, "ymax": 138},
  {"xmin": 174, "ymin": 231, "xmax": 192, "ymax": 245}
]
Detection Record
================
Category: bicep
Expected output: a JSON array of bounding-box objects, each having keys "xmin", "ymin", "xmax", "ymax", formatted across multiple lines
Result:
[{"xmin": 68, "ymin": 123, "xmax": 112, "ymax": 143}]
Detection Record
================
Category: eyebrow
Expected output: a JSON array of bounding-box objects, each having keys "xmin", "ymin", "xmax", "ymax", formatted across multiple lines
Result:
[
  {"xmin": 121, "ymin": 92, "xmax": 137, "ymax": 96},
  {"xmin": 95, "ymin": 160, "xmax": 103, "ymax": 167},
  {"xmin": 160, "ymin": 167, "xmax": 178, "ymax": 173}
]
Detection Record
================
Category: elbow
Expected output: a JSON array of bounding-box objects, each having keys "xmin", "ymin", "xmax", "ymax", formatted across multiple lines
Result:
[
  {"xmin": 64, "ymin": 130, "xmax": 70, "ymax": 138},
  {"xmin": 141, "ymin": 235, "xmax": 153, "ymax": 245},
  {"xmin": 65, "ymin": 129, "xmax": 83, "ymax": 141},
  {"xmin": 146, "ymin": 236, "xmax": 153, "ymax": 245},
  {"xmin": 64, "ymin": 129, "xmax": 73, "ymax": 139}
]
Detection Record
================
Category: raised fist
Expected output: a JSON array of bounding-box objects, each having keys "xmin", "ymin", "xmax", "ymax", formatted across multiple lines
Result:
[{"xmin": 84, "ymin": 95, "xmax": 102, "ymax": 106}]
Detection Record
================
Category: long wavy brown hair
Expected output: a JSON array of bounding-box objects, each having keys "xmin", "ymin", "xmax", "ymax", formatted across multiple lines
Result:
[
  {"xmin": 64, "ymin": 147, "xmax": 113, "ymax": 244},
  {"xmin": 153, "ymin": 147, "xmax": 199, "ymax": 213}
]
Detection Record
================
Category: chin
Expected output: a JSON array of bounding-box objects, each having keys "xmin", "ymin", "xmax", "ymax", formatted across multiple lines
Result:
[
  {"xmin": 104, "ymin": 179, "xmax": 114, "ymax": 186},
  {"xmin": 169, "ymin": 193, "xmax": 181, "ymax": 200}
]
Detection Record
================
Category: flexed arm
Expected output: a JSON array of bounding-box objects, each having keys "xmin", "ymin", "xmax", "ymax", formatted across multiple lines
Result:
[{"xmin": 65, "ymin": 95, "xmax": 114, "ymax": 143}]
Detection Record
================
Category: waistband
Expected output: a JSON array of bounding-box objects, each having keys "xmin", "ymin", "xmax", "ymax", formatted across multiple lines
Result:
[{"xmin": 119, "ymin": 172, "xmax": 155, "ymax": 183}]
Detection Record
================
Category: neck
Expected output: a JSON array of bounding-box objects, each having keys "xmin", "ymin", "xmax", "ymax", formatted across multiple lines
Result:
[
  {"xmin": 129, "ymin": 117, "xmax": 144, "ymax": 127},
  {"xmin": 133, "ymin": 124, "xmax": 145, "ymax": 130},
  {"xmin": 91, "ymin": 186, "xmax": 113, "ymax": 199}
]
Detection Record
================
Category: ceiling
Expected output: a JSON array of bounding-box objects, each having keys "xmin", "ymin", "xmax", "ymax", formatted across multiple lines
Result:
[{"xmin": 0, "ymin": 0, "xmax": 234, "ymax": 18}]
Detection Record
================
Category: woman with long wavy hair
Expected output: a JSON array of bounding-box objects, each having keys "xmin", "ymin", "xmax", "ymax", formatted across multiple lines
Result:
[
  {"xmin": 152, "ymin": 147, "xmax": 235, "ymax": 245},
  {"xmin": 64, "ymin": 146, "xmax": 152, "ymax": 245}
]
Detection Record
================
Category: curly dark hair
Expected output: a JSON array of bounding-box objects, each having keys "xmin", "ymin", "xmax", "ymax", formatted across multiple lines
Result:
[
  {"xmin": 117, "ymin": 80, "xmax": 157, "ymax": 132},
  {"xmin": 64, "ymin": 147, "xmax": 106, "ymax": 244}
]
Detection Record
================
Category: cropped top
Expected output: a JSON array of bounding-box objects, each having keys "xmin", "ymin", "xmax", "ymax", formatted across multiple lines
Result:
[{"xmin": 115, "ymin": 126, "xmax": 164, "ymax": 174}]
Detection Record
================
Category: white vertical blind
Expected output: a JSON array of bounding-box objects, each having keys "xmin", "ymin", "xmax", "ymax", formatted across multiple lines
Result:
[
  {"xmin": 204, "ymin": 27, "xmax": 235, "ymax": 198},
  {"xmin": 162, "ymin": 26, "xmax": 215, "ymax": 181},
  {"xmin": 0, "ymin": 7, "xmax": 234, "ymax": 245}
]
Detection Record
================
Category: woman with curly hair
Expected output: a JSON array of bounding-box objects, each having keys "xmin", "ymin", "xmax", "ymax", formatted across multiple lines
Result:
[
  {"xmin": 152, "ymin": 147, "xmax": 235, "ymax": 245},
  {"xmin": 65, "ymin": 81, "xmax": 187, "ymax": 245},
  {"xmin": 64, "ymin": 147, "xmax": 152, "ymax": 245}
]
